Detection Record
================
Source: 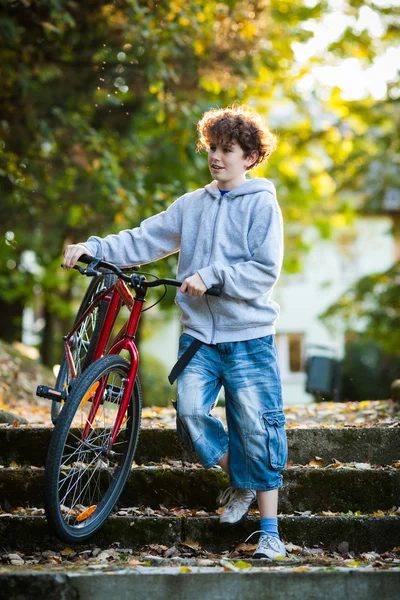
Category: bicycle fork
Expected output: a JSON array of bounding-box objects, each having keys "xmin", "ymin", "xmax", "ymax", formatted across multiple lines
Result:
[{"xmin": 81, "ymin": 296, "xmax": 143, "ymax": 453}]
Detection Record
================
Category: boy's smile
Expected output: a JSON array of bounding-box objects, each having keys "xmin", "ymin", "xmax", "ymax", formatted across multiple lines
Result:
[{"xmin": 208, "ymin": 139, "xmax": 258, "ymax": 190}]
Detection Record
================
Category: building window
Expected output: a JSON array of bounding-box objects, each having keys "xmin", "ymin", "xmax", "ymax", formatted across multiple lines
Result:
[
  {"xmin": 289, "ymin": 334, "xmax": 303, "ymax": 372},
  {"xmin": 276, "ymin": 333, "xmax": 305, "ymax": 377}
]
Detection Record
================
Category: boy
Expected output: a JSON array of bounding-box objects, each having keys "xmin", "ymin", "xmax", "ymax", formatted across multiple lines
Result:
[{"xmin": 63, "ymin": 105, "xmax": 288, "ymax": 560}]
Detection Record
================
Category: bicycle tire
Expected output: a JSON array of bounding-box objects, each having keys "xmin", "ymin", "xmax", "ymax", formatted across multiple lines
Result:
[
  {"xmin": 45, "ymin": 355, "xmax": 142, "ymax": 542},
  {"xmin": 52, "ymin": 273, "xmax": 117, "ymax": 425}
]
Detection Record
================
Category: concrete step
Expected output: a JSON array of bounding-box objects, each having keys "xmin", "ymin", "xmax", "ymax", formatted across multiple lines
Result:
[
  {"xmin": 1, "ymin": 426, "xmax": 399, "ymax": 467},
  {"xmin": 1, "ymin": 566, "xmax": 399, "ymax": 600},
  {"xmin": 0, "ymin": 515, "xmax": 399, "ymax": 554},
  {"xmin": 0, "ymin": 466, "xmax": 399, "ymax": 513}
]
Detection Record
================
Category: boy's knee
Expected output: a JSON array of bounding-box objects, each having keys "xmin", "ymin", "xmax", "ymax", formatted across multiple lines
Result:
[{"xmin": 171, "ymin": 398, "xmax": 198, "ymax": 452}]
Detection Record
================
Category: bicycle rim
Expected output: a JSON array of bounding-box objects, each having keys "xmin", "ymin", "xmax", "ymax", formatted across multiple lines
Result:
[
  {"xmin": 45, "ymin": 355, "xmax": 142, "ymax": 542},
  {"xmin": 52, "ymin": 273, "xmax": 116, "ymax": 425}
]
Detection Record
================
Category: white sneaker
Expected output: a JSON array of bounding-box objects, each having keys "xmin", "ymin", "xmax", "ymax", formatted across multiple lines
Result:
[
  {"xmin": 218, "ymin": 486, "xmax": 256, "ymax": 525},
  {"xmin": 245, "ymin": 530, "xmax": 287, "ymax": 559}
]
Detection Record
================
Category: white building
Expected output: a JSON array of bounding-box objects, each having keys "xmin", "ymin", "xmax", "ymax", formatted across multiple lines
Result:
[{"xmin": 141, "ymin": 215, "xmax": 397, "ymax": 407}]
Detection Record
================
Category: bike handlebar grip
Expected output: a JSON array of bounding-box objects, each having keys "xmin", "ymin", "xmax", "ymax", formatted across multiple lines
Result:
[
  {"xmin": 206, "ymin": 286, "xmax": 222, "ymax": 297},
  {"xmin": 78, "ymin": 254, "xmax": 99, "ymax": 265},
  {"xmin": 151, "ymin": 278, "xmax": 222, "ymax": 296},
  {"xmin": 77, "ymin": 255, "xmax": 140, "ymax": 274}
]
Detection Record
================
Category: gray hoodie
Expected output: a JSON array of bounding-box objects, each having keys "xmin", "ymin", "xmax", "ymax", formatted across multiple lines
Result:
[{"xmin": 83, "ymin": 177, "xmax": 283, "ymax": 345}]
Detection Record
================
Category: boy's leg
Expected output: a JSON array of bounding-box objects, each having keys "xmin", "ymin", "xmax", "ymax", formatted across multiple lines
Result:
[
  {"xmin": 175, "ymin": 334, "xmax": 229, "ymax": 469},
  {"xmin": 222, "ymin": 335, "xmax": 287, "ymax": 492},
  {"xmin": 217, "ymin": 451, "xmax": 229, "ymax": 473},
  {"xmin": 221, "ymin": 335, "xmax": 287, "ymax": 554},
  {"xmin": 257, "ymin": 489, "xmax": 280, "ymax": 539},
  {"xmin": 257, "ymin": 489, "xmax": 278, "ymax": 517}
]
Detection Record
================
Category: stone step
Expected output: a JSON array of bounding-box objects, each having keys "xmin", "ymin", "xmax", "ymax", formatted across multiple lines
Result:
[
  {"xmin": 1, "ymin": 467, "xmax": 399, "ymax": 513},
  {"xmin": 1, "ymin": 426, "xmax": 399, "ymax": 467},
  {"xmin": 0, "ymin": 515, "xmax": 399, "ymax": 554},
  {"xmin": 1, "ymin": 565, "xmax": 399, "ymax": 600}
]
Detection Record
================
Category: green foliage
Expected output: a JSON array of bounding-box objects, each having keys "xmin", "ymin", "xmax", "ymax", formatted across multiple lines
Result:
[
  {"xmin": 320, "ymin": 261, "xmax": 400, "ymax": 356},
  {"xmin": 138, "ymin": 352, "xmax": 174, "ymax": 408},
  {"xmin": 341, "ymin": 336, "xmax": 400, "ymax": 401},
  {"xmin": 0, "ymin": 0, "xmax": 330, "ymax": 355},
  {"xmin": 0, "ymin": 0, "xmax": 399, "ymax": 361}
]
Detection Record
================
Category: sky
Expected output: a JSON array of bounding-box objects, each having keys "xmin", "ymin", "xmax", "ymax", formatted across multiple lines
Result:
[{"xmin": 293, "ymin": 0, "xmax": 400, "ymax": 100}]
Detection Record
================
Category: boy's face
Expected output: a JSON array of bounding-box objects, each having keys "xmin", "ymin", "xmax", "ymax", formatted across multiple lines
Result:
[{"xmin": 208, "ymin": 138, "xmax": 258, "ymax": 190}]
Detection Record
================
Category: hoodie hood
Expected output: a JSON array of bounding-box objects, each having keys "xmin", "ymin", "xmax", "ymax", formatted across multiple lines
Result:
[{"xmin": 204, "ymin": 177, "xmax": 276, "ymax": 200}]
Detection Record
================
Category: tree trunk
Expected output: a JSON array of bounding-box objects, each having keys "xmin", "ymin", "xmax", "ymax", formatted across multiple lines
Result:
[
  {"xmin": 0, "ymin": 298, "xmax": 24, "ymax": 343},
  {"xmin": 41, "ymin": 301, "xmax": 55, "ymax": 367}
]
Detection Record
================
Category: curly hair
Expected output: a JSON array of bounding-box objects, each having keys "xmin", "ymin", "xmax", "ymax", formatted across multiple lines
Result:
[{"xmin": 197, "ymin": 104, "xmax": 278, "ymax": 170}]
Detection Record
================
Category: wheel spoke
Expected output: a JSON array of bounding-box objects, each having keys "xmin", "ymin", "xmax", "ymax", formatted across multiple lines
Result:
[{"xmin": 46, "ymin": 355, "xmax": 141, "ymax": 542}]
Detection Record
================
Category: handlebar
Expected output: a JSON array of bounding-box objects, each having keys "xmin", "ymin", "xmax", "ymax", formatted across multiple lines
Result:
[{"xmin": 75, "ymin": 254, "xmax": 222, "ymax": 297}]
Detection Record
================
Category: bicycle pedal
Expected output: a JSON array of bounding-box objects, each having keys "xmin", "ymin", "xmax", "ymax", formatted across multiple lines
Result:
[{"xmin": 36, "ymin": 385, "xmax": 67, "ymax": 403}]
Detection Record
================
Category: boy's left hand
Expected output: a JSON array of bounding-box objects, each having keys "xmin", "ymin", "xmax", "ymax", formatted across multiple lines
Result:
[{"xmin": 180, "ymin": 273, "xmax": 207, "ymax": 296}]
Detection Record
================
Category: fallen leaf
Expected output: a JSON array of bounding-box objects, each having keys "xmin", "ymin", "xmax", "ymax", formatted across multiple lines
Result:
[
  {"xmin": 234, "ymin": 560, "xmax": 252, "ymax": 569},
  {"xmin": 283, "ymin": 542, "xmax": 303, "ymax": 554},
  {"xmin": 181, "ymin": 540, "xmax": 201, "ymax": 551},
  {"xmin": 220, "ymin": 560, "xmax": 237, "ymax": 572},
  {"xmin": 337, "ymin": 541, "xmax": 350, "ymax": 554},
  {"xmin": 326, "ymin": 459, "xmax": 343, "ymax": 468},
  {"xmin": 60, "ymin": 547, "xmax": 76, "ymax": 557},
  {"xmin": 234, "ymin": 542, "xmax": 257, "ymax": 553},
  {"xmin": 148, "ymin": 544, "xmax": 164, "ymax": 555},
  {"xmin": 164, "ymin": 546, "xmax": 179, "ymax": 558}
]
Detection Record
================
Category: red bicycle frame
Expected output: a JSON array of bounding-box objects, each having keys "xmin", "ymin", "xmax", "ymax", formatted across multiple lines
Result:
[{"xmin": 63, "ymin": 278, "xmax": 144, "ymax": 449}]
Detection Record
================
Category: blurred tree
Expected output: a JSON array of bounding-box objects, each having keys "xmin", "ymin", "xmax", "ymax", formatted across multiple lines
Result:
[
  {"xmin": 1, "ymin": 0, "xmax": 399, "ymax": 367},
  {"xmin": 320, "ymin": 260, "xmax": 400, "ymax": 357},
  {"xmin": 315, "ymin": 0, "xmax": 400, "ymax": 358},
  {"xmin": 340, "ymin": 335, "xmax": 399, "ymax": 401},
  {"xmin": 273, "ymin": 1, "xmax": 400, "ymax": 355},
  {"xmin": 0, "ymin": 0, "xmax": 326, "ymax": 362}
]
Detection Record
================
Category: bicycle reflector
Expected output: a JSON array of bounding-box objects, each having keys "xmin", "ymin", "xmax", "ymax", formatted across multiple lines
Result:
[{"xmin": 76, "ymin": 505, "xmax": 97, "ymax": 522}]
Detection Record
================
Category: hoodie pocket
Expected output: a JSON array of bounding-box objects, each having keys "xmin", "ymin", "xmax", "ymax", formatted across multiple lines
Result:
[
  {"xmin": 176, "ymin": 292, "xmax": 209, "ymax": 328},
  {"xmin": 260, "ymin": 410, "xmax": 288, "ymax": 470}
]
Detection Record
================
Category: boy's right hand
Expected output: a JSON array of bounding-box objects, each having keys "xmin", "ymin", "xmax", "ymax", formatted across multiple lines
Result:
[{"xmin": 62, "ymin": 244, "xmax": 93, "ymax": 270}]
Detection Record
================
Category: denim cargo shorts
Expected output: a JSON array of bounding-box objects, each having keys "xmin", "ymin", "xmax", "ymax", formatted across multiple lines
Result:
[{"xmin": 172, "ymin": 333, "xmax": 288, "ymax": 491}]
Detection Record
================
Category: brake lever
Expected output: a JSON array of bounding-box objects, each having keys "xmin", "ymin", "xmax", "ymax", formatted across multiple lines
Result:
[
  {"xmin": 71, "ymin": 257, "xmax": 102, "ymax": 276},
  {"xmin": 72, "ymin": 265, "xmax": 86, "ymax": 275}
]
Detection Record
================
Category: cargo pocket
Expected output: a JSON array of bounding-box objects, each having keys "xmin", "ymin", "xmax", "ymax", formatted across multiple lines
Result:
[
  {"xmin": 171, "ymin": 398, "xmax": 195, "ymax": 452},
  {"xmin": 261, "ymin": 411, "xmax": 288, "ymax": 470}
]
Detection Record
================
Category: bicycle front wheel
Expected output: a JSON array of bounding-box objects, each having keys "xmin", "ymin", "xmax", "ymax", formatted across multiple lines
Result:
[
  {"xmin": 45, "ymin": 355, "xmax": 142, "ymax": 543},
  {"xmin": 52, "ymin": 273, "xmax": 117, "ymax": 425}
]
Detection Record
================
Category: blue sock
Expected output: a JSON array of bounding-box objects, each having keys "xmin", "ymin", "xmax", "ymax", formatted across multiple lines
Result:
[{"xmin": 260, "ymin": 517, "xmax": 280, "ymax": 539}]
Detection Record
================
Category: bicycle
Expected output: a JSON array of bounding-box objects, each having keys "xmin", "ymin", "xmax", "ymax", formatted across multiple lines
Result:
[
  {"xmin": 50, "ymin": 270, "xmax": 118, "ymax": 425},
  {"xmin": 38, "ymin": 254, "xmax": 221, "ymax": 543}
]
